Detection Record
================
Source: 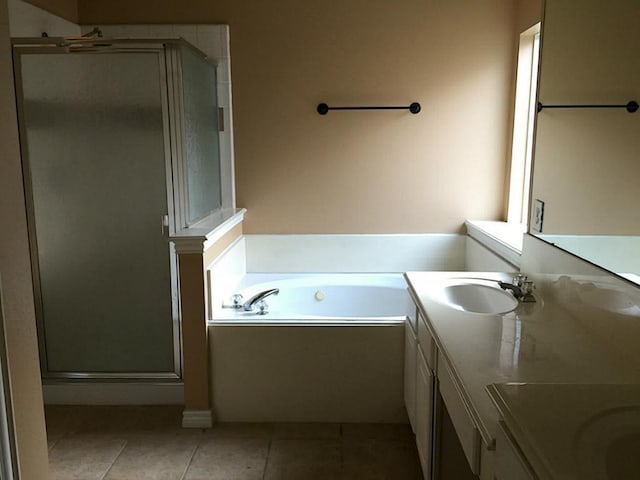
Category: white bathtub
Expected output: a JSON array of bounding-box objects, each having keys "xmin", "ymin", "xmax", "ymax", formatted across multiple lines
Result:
[
  {"xmin": 211, "ymin": 273, "xmax": 412, "ymax": 324},
  {"xmin": 208, "ymin": 273, "xmax": 411, "ymax": 423}
]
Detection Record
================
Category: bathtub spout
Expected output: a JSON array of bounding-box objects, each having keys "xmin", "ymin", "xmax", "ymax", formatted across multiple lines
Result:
[{"xmin": 243, "ymin": 288, "xmax": 280, "ymax": 311}]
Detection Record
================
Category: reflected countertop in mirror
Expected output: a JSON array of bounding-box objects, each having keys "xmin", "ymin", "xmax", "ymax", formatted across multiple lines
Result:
[
  {"xmin": 488, "ymin": 383, "xmax": 640, "ymax": 480},
  {"xmin": 530, "ymin": 0, "xmax": 640, "ymax": 284}
]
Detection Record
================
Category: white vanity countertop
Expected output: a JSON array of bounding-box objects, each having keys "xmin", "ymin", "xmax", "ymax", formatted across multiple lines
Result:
[
  {"xmin": 487, "ymin": 383, "xmax": 640, "ymax": 480},
  {"xmin": 404, "ymin": 271, "xmax": 640, "ymax": 447}
]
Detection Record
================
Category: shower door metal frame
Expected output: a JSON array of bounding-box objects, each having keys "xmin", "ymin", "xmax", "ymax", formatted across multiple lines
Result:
[{"xmin": 10, "ymin": 39, "xmax": 200, "ymax": 381}]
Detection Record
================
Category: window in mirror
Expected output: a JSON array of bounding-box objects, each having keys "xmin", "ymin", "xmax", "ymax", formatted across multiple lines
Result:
[{"xmin": 507, "ymin": 23, "xmax": 540, "ymax": 226}]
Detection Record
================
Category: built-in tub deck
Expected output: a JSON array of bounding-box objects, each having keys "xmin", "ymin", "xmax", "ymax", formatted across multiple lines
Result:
[{"xmin": 209, "ymin": 273, "xmax": 411, "ymax": 423}]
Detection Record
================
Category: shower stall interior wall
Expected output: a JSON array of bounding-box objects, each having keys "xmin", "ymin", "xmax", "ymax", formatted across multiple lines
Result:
[{"xmin": 12, "ymin": 38, "xmax": 222, "ymax": 380}]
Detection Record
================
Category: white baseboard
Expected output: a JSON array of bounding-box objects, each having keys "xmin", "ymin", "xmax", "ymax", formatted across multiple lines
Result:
[
  {"xmin": 43, "ymin": 383, "xmax": 184, "ymax": 405},
  {"xmin": 182, "ymin": 409, "xmax": 213, "ymax": 428}
]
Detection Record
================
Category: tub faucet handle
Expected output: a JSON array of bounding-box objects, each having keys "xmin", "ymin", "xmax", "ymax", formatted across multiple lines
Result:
[
  {"xmin": 222, "ymin": 293, "xmax": 244, "ymax": 309},
  {"xmin": 231, "ymin": 294, "xmax": 243, "ymax": 306},
  {"xmin": 255, "ymin": 299, "xmax": 269, "ymax": 315}
]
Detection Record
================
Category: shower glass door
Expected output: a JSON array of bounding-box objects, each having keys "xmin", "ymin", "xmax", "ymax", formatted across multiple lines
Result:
[{"xmin": 16, "ymin": 49, "xmax": 179, "ymax": 377}]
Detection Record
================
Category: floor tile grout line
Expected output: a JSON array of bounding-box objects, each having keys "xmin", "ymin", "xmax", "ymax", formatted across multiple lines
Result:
[
  {"xmin": 98, "ymin": 439, "xmax": 128, "ymax": 480},
  {"xmin": 178, "ymin": 440, "xmax": 201, "ymax": 480},
  {"xmin": 46, "ymin": 412, "xmax": 418, "ymax": 480},
  {"xmin": 261, "ymin": 435, "xmax": 273, "ymax": 480},
  {"xmin": 47, "ymin": 431, "xmax": 68, "ymax": 453},
  {"xmin": 47, "ymin": 422, "xmax": 79, "ymax": 453},
  {"xmin": 339, "ymin": 423, "xmax": 344, "ymax": 471}
]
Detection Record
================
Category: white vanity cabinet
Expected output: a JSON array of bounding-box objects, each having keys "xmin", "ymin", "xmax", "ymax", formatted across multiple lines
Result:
[
  {"xmin": 404, "ymin": 309, "xmax": 418, "ymax": 432},
  {"xmin": 415, "ymin": 345, "xmax": 434, "ymax": 479},
  {"xmin": 405, "ymin": 296, "xmax": 485, "ymax": 480},
  {"xmin": 495, "ymin": 423, "xmax": 537, "ymax": 480},
  {"xmin": 405, "ymin": 308, "xmax": 436, "ymax": 480}
]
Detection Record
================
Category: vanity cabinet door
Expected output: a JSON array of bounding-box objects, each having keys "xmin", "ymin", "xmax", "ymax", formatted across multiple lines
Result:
[
  {"xmin": 415, "ymin": 347, "xmax": 434, "ymax": 480},
  {"xmin": 437, "ymin": 352, "xmax": 481, "ymax": 475},
  {"xmin": 495, "ymin": 423, "xmax": 536, "ymax": 480},
  {"xmin": 404, "ymin": 320, "xmax": 418, "ymax": 432}
]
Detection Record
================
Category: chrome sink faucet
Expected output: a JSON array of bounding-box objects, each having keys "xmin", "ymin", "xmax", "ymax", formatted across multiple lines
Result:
[
  {"xmin": 498, "ymin": 274, "xmax": 536, "ymax": 302},
  {"xmin": 243, "ymin": 288, "xmax": 280, "ymax": 312}
]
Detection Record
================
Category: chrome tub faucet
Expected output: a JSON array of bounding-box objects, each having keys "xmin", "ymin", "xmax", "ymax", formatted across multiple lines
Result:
[{"xmin": 243, "ymin": 288, "xmax": 280, "ymax": 312}]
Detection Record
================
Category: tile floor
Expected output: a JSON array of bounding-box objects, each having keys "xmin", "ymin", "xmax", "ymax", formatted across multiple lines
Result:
[{"xmin": 46, "ymin": 406, "xmax": 423, "ymax": 480}]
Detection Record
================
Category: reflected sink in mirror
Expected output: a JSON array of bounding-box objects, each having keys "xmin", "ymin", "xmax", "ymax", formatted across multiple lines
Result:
[
  {"xmin": 573, "ymin": 406, "xmax": 640, "ymax": 480},
  {"xmin": 432, "ymin": 280, "xmax": 519, "ymax": 315},
  {"xmin": 577, "ymin": 283, "xmax": 640, "ymax": 316},
  {"xmin": 604, "ymin": 433, "xmax": 640, "ymax": 480}
]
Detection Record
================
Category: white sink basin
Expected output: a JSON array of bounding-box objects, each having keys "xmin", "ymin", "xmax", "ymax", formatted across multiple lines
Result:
[{"xmin": 434, "ymin": 281, "xmax": 519, "ymax": 315}]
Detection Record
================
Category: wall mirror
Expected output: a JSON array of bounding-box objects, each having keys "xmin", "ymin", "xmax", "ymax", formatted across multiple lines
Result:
[{"xmin": 530, "ymin": 0, "xmax": 640, "ymax": 285}]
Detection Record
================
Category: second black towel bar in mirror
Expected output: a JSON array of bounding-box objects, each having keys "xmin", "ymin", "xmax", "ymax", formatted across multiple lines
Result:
[
  {"xmin": 317, "ymin": 102, "xmax": 421, "ymax": 115},
  {"xmin": 537, "ymin": 100, "xmax": 639, "ymax": 113}
]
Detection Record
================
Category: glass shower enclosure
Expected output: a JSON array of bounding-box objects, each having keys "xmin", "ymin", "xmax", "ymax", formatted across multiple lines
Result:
[{"xmin": 12, "ymin": 38, "xmax": 221, "ymax": 380}]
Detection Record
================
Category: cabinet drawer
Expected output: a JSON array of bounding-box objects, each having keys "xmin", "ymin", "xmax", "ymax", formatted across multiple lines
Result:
[
  {"xmin": 496, "ymin": 422, "xmax": 536, "ymax": 480},
  {"xmin": 417, "ymin": 311, "xmax": 436, "ymax": 371},
  {"xmin": 437, "ymin": 352, "xmax": 480, "ymax": 475}
]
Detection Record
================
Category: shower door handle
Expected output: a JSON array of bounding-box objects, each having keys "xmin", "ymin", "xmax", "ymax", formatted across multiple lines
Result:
[{"xmin": 161, "ymin": 214, "xmax": 170, "ymax": 237}]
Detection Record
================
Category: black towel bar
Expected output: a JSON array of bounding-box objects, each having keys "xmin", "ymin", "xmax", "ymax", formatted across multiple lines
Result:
[
  {"xmin": 317, "ymin": 102, "xmax": 421, "ymax": 115},
  {"xmin": 537, "ymin": 100, "xmax": 638, "ymax": 113}
]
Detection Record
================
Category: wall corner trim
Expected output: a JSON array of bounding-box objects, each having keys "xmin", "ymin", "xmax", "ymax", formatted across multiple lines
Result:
[
  {"xmin": 182, "ymin": 409, "xmax": 213, "ymax": 428},
  {"xmin": 172, "ymin": 208, "xmax": 246, "ymax": 254}
]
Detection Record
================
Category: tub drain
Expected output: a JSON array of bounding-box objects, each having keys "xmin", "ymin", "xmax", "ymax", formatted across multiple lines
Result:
[{"xmin": 314, "ymin": 290, "xmax": 325, "ymax": 301}]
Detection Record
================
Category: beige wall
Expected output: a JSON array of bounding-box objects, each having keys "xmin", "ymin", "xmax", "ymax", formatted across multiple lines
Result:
[
  {"xmin": 24, "ymin": 0, "xmax": 75, "ymax": 22},
  {"xmin": 516, "ymin": 0, "xmax": 543, "ymax": 32},
  {"xmin": 203, "ymin": 223, "xmax": 243, "ymax": 267},
  {"xmin": 9, "ymin": 0, "xmax": 80, "ymax": 36},
  {"xmin": 0, "ymin": 0, "xmax": 50, "ymax": 477},
  {"xmin": 78, "ymin": 0, "xmax": 520, "ymax": 234},
  {"xmin": 533, "ymin": 0, "xmax": 640, "ymax": 235}
]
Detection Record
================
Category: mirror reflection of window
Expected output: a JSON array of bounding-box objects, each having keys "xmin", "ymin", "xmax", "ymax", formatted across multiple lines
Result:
[
  {"xmin": 530, "ymin": 0, "xmax": 640, "ymax": 284},
  {"xmin": 507, "ymin": 23, "xmax": 541, "ymax": 227}
]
